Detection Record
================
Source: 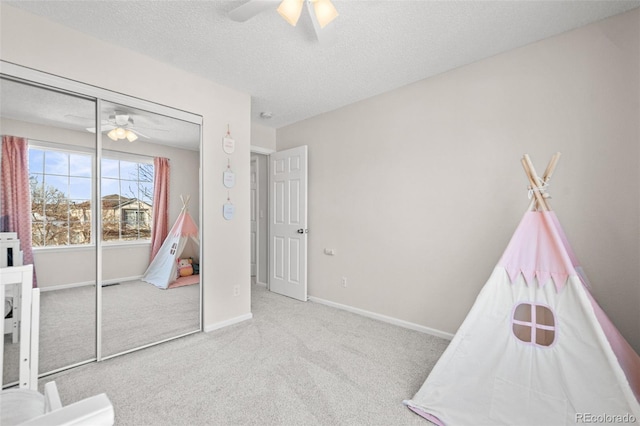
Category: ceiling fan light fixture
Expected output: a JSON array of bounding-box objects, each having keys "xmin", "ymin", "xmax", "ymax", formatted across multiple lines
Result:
[
  {"xmin": 277, "ymin": 0, "xmax": 304, "ymax": 26},
  {"xmin": 125, "ymin": 130, "xmax": 138, "ymax": 142},
  {"xmin": 313, "ymin": 0, "xmax": 338, "ymax": 28},
  {"xmin": 114, "ymin": 114, "xmax": 130, "ymax": 126},
  {"xmin": 115, "ymin": 127, "xmax": 127, "ymax": 139},
  {"xmin": 107, "ymin": 128, "xmax": 119, "ymax": 141}
]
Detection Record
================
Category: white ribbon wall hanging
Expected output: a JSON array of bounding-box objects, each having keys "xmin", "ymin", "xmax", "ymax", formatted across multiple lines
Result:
[
  {"xmin": 223, "ymin": 192, "xmax": 235, "ymax": 221},
  {"xmin": 222, "ymin": 124, "xmax": 235, "ymax": 154},
  {"xmin": 223, "ymin": 160, "xmax": 235, "ymax": 188}
]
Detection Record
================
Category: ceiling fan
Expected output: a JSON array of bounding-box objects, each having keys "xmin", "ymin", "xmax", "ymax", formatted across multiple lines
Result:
[
  {"xmin": 229, "ymin": 0, "xmax": 338, "ymax": 41},
  {"xmin": 86, "ymin": 112, "xmax": 152, "ymax": 142}
]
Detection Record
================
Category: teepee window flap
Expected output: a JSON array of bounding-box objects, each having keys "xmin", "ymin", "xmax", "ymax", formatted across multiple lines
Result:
[{"xmin": 512, "ymin": 303, "xmax": 556, "ymax": 347}]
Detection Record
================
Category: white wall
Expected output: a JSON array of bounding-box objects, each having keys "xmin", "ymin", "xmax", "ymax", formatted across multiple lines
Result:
[
  {"xmin": 251, "ymin": 123, "xmax": 277, "ymax": 151},
  {"xmin": 0, "ymin": 4, "xmax": 252, "ymax": 327},
  {"xmin": 277, "ymin": 9, "xmax": 640, "ymax": 352}
]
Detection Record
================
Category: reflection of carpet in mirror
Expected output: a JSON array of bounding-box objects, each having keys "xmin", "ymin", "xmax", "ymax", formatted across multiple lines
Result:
[
  {"xmin": 168, "ymin": 275, "xmax": 199, "ymax": 289},
  {"xmin": 102, "ymin": 280, "xmax": 199, "ymax": 357},
  {"xmin": 2, "ymin": 279, "xmax": 199, "ymax": 386}
]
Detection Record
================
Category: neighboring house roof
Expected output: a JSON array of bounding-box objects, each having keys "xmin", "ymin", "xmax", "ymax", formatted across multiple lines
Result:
[{"xmin": 101, "ymin": 195, "xmax": 152, "ymax": 210}]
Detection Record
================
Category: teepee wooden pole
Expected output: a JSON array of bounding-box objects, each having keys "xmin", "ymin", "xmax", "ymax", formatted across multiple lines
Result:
[
  {"xmin": 523, "ymin": 155, "xmax": 543, "ymax": 187},
  {"xmin": 542, "ymin": 152, "xmax": 561, "ymax": 182},
  {"xmin": 521, "ymin": 156, "xmax": 548, "ymax": 211},
  {"xmin": 525, "ymin": 154, "xmax": 552, "ymax": 211}
]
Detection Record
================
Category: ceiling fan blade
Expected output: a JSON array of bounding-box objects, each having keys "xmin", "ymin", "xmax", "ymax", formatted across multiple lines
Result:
[
  {"xmin": 229, "ymin": 0, "xmax": 279, "ymax": 22},
  {"xmin": 131, "ymin": 124, "xmax": 169, "ymax": 132},
  {"xmin": 306, "ymin": 1, "xmax": 322, "ymax": 42},
  {"xmin": 133, "ymin": 130, "xmax": 150, "ymax": 139},
  {"xmin": 65, "ymin": 114, "xmax": 92, "ymax": 122},
  {"xmin": 66, "ymin": 114, "xmax": 110, "ymax": 124},
  {"xmin": 85, "ymin": 124, "xmax": 115, "ymax": 133}
]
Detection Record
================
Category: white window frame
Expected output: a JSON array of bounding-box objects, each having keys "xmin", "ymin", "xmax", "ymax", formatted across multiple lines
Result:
[
  {"xmin": 28, "ymin": 140, "xmax": 95, "ymax": 249},
  {"xmin": 100, "ymin": 150, "xmax": 154, "ymax": 246}
]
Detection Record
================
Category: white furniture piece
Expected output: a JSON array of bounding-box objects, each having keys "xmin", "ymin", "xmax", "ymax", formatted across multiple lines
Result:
[
  {"xmin": 0, "ymin": 233, "xmax": 23, "ymax": 268},
  {"xmin": 0, "ymin": 265, "xmax": 37, "ymax": 390},
  {"xmin": 0, "ymin": 265, "xmax": 115, "ymax": 425},
  {"xmin": 1, "ymin": 232, "xmax": 23, "ymax": 344}
]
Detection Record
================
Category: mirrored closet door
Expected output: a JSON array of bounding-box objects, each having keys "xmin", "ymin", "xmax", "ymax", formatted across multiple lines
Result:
[
  {"xmin": 99, "ymin": 100, "xmax": 201, "ymax": 358},
  {"xmin": 1, "ymin": 77, "xmax": 97, "ymax": 384},
  {"xmin": 1, "ymin": 71, "xmax": 202, "ymax": 386}
]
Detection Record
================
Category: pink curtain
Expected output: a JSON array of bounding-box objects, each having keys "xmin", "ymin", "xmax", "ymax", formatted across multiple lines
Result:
[
  {"xmin": 1, "ymin": 135, "xmax": 37, "ymax": 287},
  {"xmin": 150, "ymin": 157, "xmax": 170, "ymax": 261}
]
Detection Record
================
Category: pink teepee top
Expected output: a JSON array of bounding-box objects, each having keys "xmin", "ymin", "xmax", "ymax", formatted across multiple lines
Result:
[
  {"xmin": 169, "ymin": 209, "xmax": 198, "ymax": 237},
  {"xmin": 498, "ymin": 211, "xmax": 577, "ymax": 292}
]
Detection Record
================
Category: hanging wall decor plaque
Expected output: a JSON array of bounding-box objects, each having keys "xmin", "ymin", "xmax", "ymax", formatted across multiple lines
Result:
[
  {"xmin": 223, "ymin": 202, "xmax": 235, "ymax": 220},
  {"xmin": 223, "ymin": 124, "xmax": 235, "ymax": 154},
  {"xmin": 223, "ymin": 136, "xmax": 235, "ymax": 154},
  {"xmin": 223, "ymin": 169, "xmax": 235, "ymax": 188}
]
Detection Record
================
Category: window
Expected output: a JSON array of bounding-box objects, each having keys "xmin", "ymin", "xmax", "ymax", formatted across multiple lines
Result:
[
  {"xmin": 28, "ymin": 144, "xmax": 154, "ymax": 247},
  {"xmin": 101, "ymin": 156, "xmax": 153, "ymax": 242},
  {"xmin": 512, "ymin": 303, "xmax": 556, "ymax": 347},
  {"xmin": 29, "ymin": 145, "xmax": 93, "ymax": 247}
]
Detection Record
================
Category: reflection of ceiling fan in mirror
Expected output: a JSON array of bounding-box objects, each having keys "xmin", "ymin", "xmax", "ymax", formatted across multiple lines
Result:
[
  {"xmin": 90, "ymin": 112, "xmax": 151, "ymax": 142},
  {"xmin": 229, "ymin": 0, "xmax": 338, "ymax": 42}
]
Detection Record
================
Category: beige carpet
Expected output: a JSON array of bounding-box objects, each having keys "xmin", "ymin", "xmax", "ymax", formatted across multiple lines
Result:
[{"xmin": 42, "ymin": 284, "xmax": 449, "ymax": 425}]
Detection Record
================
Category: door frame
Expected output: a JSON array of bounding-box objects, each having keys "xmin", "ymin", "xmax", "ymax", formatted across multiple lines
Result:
[
  {"xmin": 250, "ymin": 146, "xmax": 274, "ymax": 290},
  {"xmin": 250, "ymin": 156, "xmax": 258, "ymax": 278}
]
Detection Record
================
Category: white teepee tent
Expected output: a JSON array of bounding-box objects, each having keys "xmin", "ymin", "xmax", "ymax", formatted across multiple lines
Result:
[
  {"xmin": 142, "ymin": 196, "xmax": 199, "ymax": 290},
  {"xmin": 405, "ymin": 154, "xmax": 640, "ymax": 425}
]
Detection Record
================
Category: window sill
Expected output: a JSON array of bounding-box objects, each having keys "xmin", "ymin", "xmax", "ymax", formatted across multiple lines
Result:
[{"xmin": 32, "ymin": 240, "xmax": 151, "ymax": 253}]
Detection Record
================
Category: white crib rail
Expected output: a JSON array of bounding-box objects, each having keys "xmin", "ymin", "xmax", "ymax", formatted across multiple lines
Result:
[{"xmin": 0, "ymin": 264, "xmax": 38, "ymax": 390}]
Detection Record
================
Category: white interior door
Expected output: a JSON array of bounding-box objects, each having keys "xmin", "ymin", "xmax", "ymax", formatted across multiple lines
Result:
[
  {"xmin": 269, "ymin": 146, "xmax": 308, "ymax": 301},
  {"xmin": 250, "ymin": 158, "xmax": 258, "ymax": 277}
]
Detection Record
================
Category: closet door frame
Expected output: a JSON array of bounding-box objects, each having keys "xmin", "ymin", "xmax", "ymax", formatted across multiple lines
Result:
[{"xmin": 1, "ymin": 61, "xmax": 203, "ymax": 366}]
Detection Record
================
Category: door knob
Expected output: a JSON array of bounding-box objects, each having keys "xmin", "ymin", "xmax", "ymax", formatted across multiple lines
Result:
[{"xmin": 297, "ymin": 229, "xmax": 308, "ymax": 234}]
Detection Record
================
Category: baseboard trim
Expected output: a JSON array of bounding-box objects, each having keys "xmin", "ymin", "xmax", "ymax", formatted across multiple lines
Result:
[
  {"xmin": 308, "ymin": 296, "xmax": 454, "ymax": 340},
  {"xmin": 39, "ymin": 275, "xmax": 144, "ymax": 292},
  {"xmin": 204, "ymin": 313, "xmax": 253, "ymax": 333},
  {"xmin": 39, "ymin": 281, "xmax": 94, "ymax": 292},
  {"xmin": 255, "ymin": 280, "xmax": 267, "ymax": 287}
]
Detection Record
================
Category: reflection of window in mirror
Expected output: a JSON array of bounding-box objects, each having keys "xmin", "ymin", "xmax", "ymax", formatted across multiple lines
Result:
[
  {"xmin": 101, "ymin": 153, "xmax": 154, "ymax": 243},
  {"xmin": 26, "ymin": 143, "xmax": 156, "ymax": 246},
  {"xmin": 28, "ymin": 143, "xmax": 93, "ymax": 247}
]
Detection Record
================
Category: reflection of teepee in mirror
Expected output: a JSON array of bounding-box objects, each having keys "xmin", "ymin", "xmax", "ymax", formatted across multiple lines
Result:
[
  {"xmin": 142, "ymin": 196, "xmax": 199, "ymax": 290},
  {"xmin": 404, "ymin": 154, "xmax": 640, "ymax": 426}
]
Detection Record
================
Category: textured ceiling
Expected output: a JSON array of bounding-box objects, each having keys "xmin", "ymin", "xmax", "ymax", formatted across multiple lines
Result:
[
  {"xmin": 5, "ymin": 0, "xmax": 640, "ymax": 129},
  {"xmin": 1, "ymin": 78, "xmax": 202, "ymax": 150}
]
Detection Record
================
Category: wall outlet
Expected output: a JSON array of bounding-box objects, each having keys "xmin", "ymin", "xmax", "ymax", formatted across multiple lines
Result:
[
  {"xmin": 341, "ymin": 277, "xmax": 347, "ymax": 288},
  {"xmin": 233, "ymin": 285, "xmax": 239, "ymax": 296}
]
